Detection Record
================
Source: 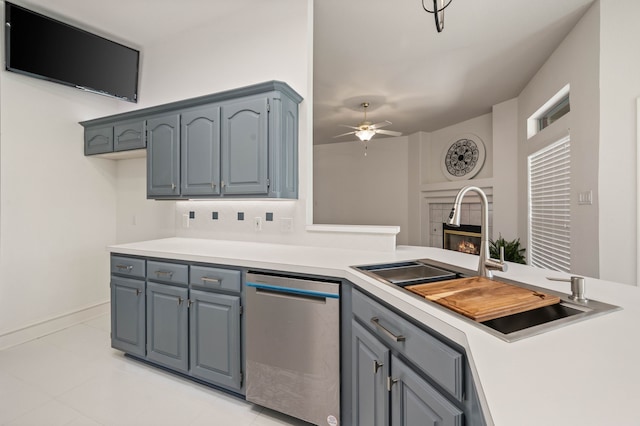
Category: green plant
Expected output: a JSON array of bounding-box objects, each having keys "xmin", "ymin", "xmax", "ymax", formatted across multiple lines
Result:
[{"xmin": 489, "ymin": 234, "xmax": 526, "ymax": 264}]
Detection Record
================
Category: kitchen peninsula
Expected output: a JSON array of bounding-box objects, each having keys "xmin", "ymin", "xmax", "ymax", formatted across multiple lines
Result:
[{"xmin": 109, "ymin": 237, "xmax": 640, "ymax": 426}]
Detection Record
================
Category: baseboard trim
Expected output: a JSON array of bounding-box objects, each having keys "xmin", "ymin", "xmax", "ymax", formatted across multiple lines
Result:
[{"xmin": 0, "ymin": 301, "xmax": 110, "ymax": 351}]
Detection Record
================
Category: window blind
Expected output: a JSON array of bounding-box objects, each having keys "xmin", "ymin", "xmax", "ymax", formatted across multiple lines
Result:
[{"xmin": 528, "ymin": 136, "xmax": 571, "ymax": 272}]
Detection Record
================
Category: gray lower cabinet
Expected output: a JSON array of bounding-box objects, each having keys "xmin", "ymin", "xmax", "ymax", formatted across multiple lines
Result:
[
  {"xmin": 189, "ymin": 289, "xmax": 241, "ymax": 389},
  {"xmin": 110, "ymin": 254, "xmax": 244, "ymax": 394},
  {"xmin": 390, "ymin": 355, "xmax": 463, "ymax": 426},
  {"xmin": 110, "ymin": 256, "xmax": 146, "ymax": 357},
  {"xmin": 146, "ymin": 281, "xmax": 189, "ymax": 372},
  {"xmin": 147, "ymin": 114, "xmax": 181, "ymax": 197},
  {"xmin": 349, "ymin": 288, "xmax": 484, "ymax": 426},
  {"xmin": 110, "ymin": 276, "xmax": 145, "ymax": 357},
  {"xmin": 352, "ymin": 320, "xmax": 389, "ymax": 426}
]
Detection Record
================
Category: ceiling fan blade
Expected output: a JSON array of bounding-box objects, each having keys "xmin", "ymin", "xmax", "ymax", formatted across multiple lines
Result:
[
  {"xmin": 333, "ymin": 131, "xmax": 357, "ymax": 138},
  {"xmin": 376, "ymin": 129, "xmax": 402, "ymax": 137},
  {"xmin": 338, "ymin": 124, "xmax": 360, "ymax": 130},
  {"xmin": 370, "ymin": 120, "xmax": 392, "ymax": 129}
]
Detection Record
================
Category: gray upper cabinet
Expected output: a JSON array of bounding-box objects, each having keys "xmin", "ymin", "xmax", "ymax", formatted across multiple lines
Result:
[
  {"xmin": 84, "ymin": 120, "xmax": 145, "ymax": 156},
  {"xmin": 147, "ymin": 114, "xmax": 181, "ymax": 197},
  {"xmin": 85, "ymin": 125, "xmax": 113, "ymax": 155},
  {"xmin": 181, "ymin": 105, "xmax": 221, "ymax": 196},
  {"xmin": 80, "ymin": 81, "xmax": 302, "ymax": 199},
  {"xmin": 221, "ymin": 96, "xmax": 269, "ymax": 196},
  {"xmin": 114, "ymin": 120, "xmax": 146, "ymax": 152}
]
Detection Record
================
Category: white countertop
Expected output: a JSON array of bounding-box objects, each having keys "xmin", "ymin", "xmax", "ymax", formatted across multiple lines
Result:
[{"xmin": 109, "ymin": 237, "xmax": 640, "ymax": 426}]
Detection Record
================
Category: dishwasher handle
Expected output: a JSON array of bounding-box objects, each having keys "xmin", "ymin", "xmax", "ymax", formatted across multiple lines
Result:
[{"xmin": 247, "ymin": 282, "xmax": 339, "ymax": 300}]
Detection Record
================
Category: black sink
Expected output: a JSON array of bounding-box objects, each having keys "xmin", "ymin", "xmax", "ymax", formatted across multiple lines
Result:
[{"xmin": 481, "ymin": 303, "xmax": 585, "ymax": 334}]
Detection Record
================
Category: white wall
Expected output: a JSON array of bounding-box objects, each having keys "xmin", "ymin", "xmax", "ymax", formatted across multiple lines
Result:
[
  {"xmin": 313, "ymin": 137, "xmax": 410, "ymax": 244},
  {"xmin": 517, "ymin": 2, "xmax": 600, "ymax": 279},
  {"xmin": 598, "ymin": 0, "xmax": 640, "ymax": 285},
  {"xmin": 492, "ymin": 98, "xmax": 519, "ymax": 241},
  {"xmin": 115, "ymin": 157, "xmax": 175, "ymax": 244},
  {"xmin": 0, "ymin": 35, "xmax": 130, "ymax": 335}
]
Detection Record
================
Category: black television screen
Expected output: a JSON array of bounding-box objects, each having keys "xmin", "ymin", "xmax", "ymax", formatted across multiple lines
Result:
[{"xmin": 4, "ymin": 2, "xmax": 139, "ymax": 102}]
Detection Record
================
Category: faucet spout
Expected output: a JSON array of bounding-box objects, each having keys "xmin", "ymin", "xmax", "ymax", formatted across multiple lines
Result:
[{"xmin": 448, "ymin": 186, "xmax": 507, "ymax": 278}]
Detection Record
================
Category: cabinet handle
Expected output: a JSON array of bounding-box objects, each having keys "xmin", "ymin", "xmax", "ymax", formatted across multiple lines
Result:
[
  {"xmin": 178, "ymin": 297, "xmax": 184, "ymax": 305},
  {"xmin": 116, "ymin": 264, "xmax": 133, "ymax": 272},
  {"xmin": 171, "ymin": 183, "xmax": 176, "ymax": 190},
  {"xmin": 221, "ymin": 181, "xmax": 226, "ymax": 189},
  {"xmin": 155, "ymin": 270, "xmax": 174, "ymax": 278},
  {"xmin": 370, "ymin": 317, "xmax": 406, "ymax": 342},
  {"xmin": 136, "ymin": 289, "xmax": 142, "ymax": 296},
  {"xmin": 211, "ymin": 182, "xmax": 217, "ymax": 189},
  {"xmin": 373, "ymin": 360, "xmax": 383, "ymax": 374},
  {"xmin": 188, "ymin": 299, "xmax": 193, "ymax": 308},
  {"xmin": 201, "ymin": 276, "xmax": 221, "ymax": 285},
  {"xmin": 387, "ymin": 376, "xmax": 398, "ymax": 391}
]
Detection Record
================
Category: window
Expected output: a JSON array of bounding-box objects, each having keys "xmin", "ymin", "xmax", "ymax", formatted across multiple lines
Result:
[
  {"xmin": 538, "ymin": 95, "xmax": 570, "ymax": 131},
  {"xmin": 528, "ymin": 136, "xmax": 571, "ymax": 272},
  {"xmin": 527, "ymin": 84, "xmax": 570, "ymax": 139}
]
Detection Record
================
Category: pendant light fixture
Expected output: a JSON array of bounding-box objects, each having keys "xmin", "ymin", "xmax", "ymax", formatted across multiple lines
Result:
[{"xmin": 422, "ymin": 0, "xmax": 453, "ymax": 33}]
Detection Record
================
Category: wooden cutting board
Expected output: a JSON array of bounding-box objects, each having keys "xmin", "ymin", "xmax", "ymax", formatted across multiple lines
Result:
[{"xmin": 406, "ymin": 277, "xmax": 560, "ymax": 322}]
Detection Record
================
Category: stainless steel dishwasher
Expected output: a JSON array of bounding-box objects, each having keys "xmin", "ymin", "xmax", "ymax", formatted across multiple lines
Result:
[{"xmin": 245, "ymin": 272, "xmax": 340, "ymax": 426}]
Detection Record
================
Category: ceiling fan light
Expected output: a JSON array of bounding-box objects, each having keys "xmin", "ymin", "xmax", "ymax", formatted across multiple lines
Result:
[{"xmin": 356, "ymin": 129, "xmax": 375, "ymax": 141}]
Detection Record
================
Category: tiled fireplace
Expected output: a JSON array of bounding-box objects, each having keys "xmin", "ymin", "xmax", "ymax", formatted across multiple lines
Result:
[{"xmin": 428, "ymin": 202, "xmax": 492, "ymax": 250}]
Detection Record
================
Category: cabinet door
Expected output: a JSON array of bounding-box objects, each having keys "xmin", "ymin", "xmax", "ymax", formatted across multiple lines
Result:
[
  {"xmin": 147, "ymin": 114, "xmax": 180, "ymax": 197},
  {"xmin": 181, "ymin": 105, "xmax": 221, "ymax": 196},
  {"xmin": 189, "ymin": 290, "xmax": 242, "ymax": 390},
  {"xmin": 352, "ymin": 320, "xmax": 390, "ymax": 426},
  {"xmin": 146, "ymin": 282, "xmax": 189, "ymax": 372},
  {"xmin": 110, "ymin": 277, "xmax": 145, "ymax": 357},
  {"xmin": 85, "ymin": 125, "xmax": 113, "ymax": 155},
  {"xmin": 114, "ymin": 120, "xmax": 146, "ymax": 151},
  {"xmin": 221, "ymin": 96, "xmax": 269, "ymax": 195},
  {"xmin": 390, "ymin": 355, "xmax": 463, "ymax": 426}
]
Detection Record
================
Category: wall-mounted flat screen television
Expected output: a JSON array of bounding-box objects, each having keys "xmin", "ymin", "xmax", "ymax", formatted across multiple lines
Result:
[{"xmin": 4, "ymin": 2, "xmax": 139, "ymax": 102}]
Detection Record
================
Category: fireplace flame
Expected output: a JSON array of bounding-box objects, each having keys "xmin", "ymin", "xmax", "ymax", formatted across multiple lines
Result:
[{"xmin": 457, "ymin": 240, "xmax": 478, "ymax": 254}]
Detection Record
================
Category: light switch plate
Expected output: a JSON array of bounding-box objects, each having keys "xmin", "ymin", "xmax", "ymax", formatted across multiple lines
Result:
[{"xmin": 578, "ymin": 190, "xmax": 593, "ymax": 205}]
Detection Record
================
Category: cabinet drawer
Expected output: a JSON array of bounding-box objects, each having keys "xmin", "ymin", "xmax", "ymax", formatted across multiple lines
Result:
[
  {"xmin": 190, "ymin": 265, "xmax": 241, "ymax": 293},
  {"xmin": 352, "ymin": 289, "xmax": 464, "ymax": 401},
  {"xmin": 111, "ymin": 255, "xmax": 146, "ymax": 278},
  {"xmin": 114, "ymin": 120, "xmax": 146, "ymax": 151},
  {"xmin": 147, "ymin": 260, "xmax": 188, "ymax": 285},
  {"xmin": 85, "ymin": 125, "xmax": 113, "ymax": 155}
]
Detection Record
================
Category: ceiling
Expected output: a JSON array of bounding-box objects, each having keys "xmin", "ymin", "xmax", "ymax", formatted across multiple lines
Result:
[
  {"xmin": 313, "ymin": 0, "xmax": 595, "ymax": 144},
  {"xmin": 16, "ymin": 0, "xmax": 595, "ymax": 145}
]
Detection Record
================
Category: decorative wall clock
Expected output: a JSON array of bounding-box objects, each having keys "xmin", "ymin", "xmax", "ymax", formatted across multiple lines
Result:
[{"xmin": 441, "ymin": 134, "xmax": 486, "ymax": 181}]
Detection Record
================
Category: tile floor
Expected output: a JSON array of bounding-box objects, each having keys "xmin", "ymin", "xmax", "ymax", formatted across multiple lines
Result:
[{"xmin": 0, "ymin": 314, "xmax": 308, "ymax": 426}]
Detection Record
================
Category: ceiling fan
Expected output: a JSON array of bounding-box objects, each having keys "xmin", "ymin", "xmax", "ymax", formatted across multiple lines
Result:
[{"xmin": 334, "ymin": 102, "xmax": 402, "ymax": 142}]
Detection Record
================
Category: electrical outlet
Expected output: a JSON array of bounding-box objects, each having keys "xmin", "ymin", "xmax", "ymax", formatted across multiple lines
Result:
[{"xmin": 254, "ymin": 217, "xmax": 262, "ymax": 231}]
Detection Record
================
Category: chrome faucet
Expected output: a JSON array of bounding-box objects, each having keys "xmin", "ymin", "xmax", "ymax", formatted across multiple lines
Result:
[{"xmin": 447, "ymin": 186, "xmax": 507, "ymax": 278}]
